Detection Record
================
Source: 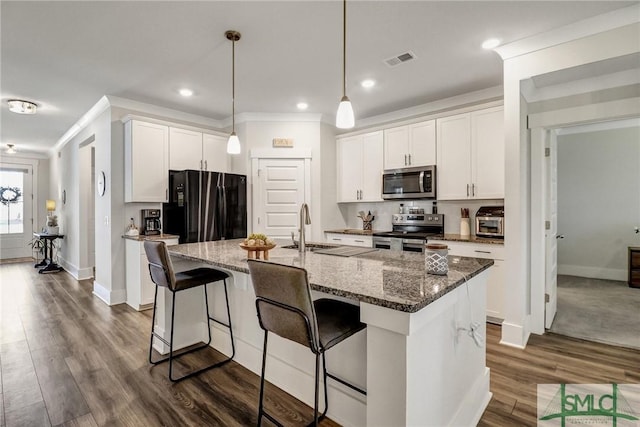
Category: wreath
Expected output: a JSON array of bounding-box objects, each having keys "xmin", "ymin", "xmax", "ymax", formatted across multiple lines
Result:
[{"xmin": 0, "ymin": 186, "xmax": 22, "ymax": 205}]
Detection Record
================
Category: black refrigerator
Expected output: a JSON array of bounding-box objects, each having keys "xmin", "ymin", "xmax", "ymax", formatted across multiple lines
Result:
[{"xmin": 163, "ymin": 170, "xmax": 247, "ymax": 243}]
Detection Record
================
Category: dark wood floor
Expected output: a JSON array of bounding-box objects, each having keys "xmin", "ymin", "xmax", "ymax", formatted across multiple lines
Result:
[{"xmin": 0, "ymin": 261, "xmax": 638, "ymax": 426}]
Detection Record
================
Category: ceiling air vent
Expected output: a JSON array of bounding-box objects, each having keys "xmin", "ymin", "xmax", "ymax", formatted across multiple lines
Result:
[{"xmin": 385, "ymin": 51, "xmax": 417, "ymax": 67}]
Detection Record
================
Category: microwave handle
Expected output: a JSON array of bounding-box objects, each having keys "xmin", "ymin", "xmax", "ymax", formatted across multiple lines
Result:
[{"xmin": 419, "ymin": 171, "xmax": 424, "ymax": 193}]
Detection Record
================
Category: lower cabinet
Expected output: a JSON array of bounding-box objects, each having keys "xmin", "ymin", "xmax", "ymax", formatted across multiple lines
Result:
[
  {"xmin": 324, "ymin": 233, "xmax": 373, "ymax": 248},
  {"xmin": 429, "ymin": 240, "xmax": 505, "ymax": 323},
  {"xmin": 125, "ymin": 237, "xmax": 179, "ymax": 311}
]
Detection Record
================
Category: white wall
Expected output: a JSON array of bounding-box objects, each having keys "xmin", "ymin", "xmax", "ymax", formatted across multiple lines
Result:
[{"xmin": 557, "ymin": 124, "xmax": 640, "ymax": 281}]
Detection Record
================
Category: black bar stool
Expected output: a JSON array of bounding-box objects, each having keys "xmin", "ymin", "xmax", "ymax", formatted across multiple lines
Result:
[
  {"xmin": 144, "ymin": 240, "xmax": 235, "ymax": 382},
  {"xmin": 247, "ymin": 259, "xmax": 366, "ymax": 426}
]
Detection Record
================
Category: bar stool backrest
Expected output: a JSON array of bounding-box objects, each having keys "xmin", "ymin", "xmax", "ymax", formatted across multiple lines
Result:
[
  {"xmin": 144, "ymin": 241, "xmax": 177, "ymax": 291},
  {"xmin": 247, "ymin": 259, "xmax": 320, "ymax": 353}
]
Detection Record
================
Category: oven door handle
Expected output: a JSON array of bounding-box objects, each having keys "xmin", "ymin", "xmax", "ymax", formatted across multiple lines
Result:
[{"xmin": 419, "ymin": 171, "xmax": 424, "ymax": 193}]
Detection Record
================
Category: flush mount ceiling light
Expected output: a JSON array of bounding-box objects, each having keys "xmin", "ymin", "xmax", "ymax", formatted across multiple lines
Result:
[
  {"xmin": 481, "ymin": 38, "xmax": 501, "ymax": 50},
  {"xmin": 361, "ymin": 79, "xmax": 375, "ymax": 88},
  {"xmin": 226, "ymin": 30, "xmax": 241, "ymax": 155},
  {"xmin": 335, "ymin": 0, "xmax": 354, "ymax": 129},
  {"xmin": 8, "ymin": 99, "xmax": 37, "ymax": 114},
  {"xmin": 6, "ymin": 144, "xmax": 16, "ymax": 154},
  {"xmin": 179, "ymin": 88, "xmax": 194, "ymax": 97},
  {"xmin": 296, "ymin": 102, "xmax": 308, "ymax": 110}
]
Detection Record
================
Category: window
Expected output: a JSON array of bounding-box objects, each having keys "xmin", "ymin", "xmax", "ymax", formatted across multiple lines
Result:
[{"xmin": 0, "ymin": 170, "xmax": 25, "ymax": 234}]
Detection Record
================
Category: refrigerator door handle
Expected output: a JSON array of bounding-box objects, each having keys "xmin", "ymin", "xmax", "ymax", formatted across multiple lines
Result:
[{"xmin": 221, "ymin": 173, "xmax": 227, "ymax": 238}]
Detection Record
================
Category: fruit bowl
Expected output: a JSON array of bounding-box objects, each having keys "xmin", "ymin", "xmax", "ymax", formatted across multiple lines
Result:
[{"xmin": 239, "ymin": 243, "xmax": 277, "ymax": 260}]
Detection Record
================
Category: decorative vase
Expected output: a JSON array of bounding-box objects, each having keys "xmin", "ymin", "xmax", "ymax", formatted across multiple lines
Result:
[{"xmin": 47, "ymin": 226, "xmax": 59, "ymax": 235}]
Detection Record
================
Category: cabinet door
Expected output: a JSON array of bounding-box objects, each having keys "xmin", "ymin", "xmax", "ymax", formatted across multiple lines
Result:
[
  {"xmin": 383, "ymin": 126, "xmax": 410, "ymax": 170},
  {"xmin": 125, "ymin": 120, "xmax": 169, "ymax": 202},
  {"xmin": 471, "ymin": 106, "xmax": 504, "ymax": 199},
  {"xmin": 361, "ymin": 131, "xmax": 383, "ymax": 202},
  {"xmin": 408, "ymin": 120, "xmax": 436, "ymax": 167},
  {"xmin": 140, "ymin": 253, "xmax": 156, "ymax": 305},
  {"xmin": 169, "ymin": 127, "xmax": 203, "ymax": 171},
  {"xmin": 202, "ymin": 133, "xmax": 228, "ymax": 172},
  {"xmin": 436, "ymin": 113, "xmax": 472, "ymax": 200},
  {"xmin": 337, "ymin": 137, "xmax": 362, "ymax": 202}
]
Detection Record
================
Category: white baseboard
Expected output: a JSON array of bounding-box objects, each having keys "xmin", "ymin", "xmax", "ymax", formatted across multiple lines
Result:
[
  {"xmin": 77, "ymin": 266, "xmax": 94, "ymax": 280},
  {"xmin": 558, "ymin": 264, "xmax": 626, "ymax": 282},
  {"xmin": 58, "ymin": 257, "xmax": 79, "ymax": 279},
  {"xmin": 500, "ymin": 321, "xmax": 528, "ymax": 349},
  {"xmin": 93, "ymin": 281, "xmax": 127, "ymax": 306},
  {"xmin": 451, "ymin": 367, "xmax": 492, "ymax": 427}
]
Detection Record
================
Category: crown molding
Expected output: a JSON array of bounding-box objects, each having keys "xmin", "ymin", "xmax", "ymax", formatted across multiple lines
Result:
[
  {"xmin": 221, "ymin": 112, "xmax": 325, "ymax": 128},
  {"xmin": 51, "ymin": 95, "xmax": 110, "ymax": 156},
  {"xmin": 556, "ymin": 117, "xmax": 640, "ymax": 136},
  {"xmin": 107, "ymin": 96, "xmax": 223, "ymax": 128},
  {"xmin": 495, "ymin": 4, "xmax": 640, "ymax": 60}
]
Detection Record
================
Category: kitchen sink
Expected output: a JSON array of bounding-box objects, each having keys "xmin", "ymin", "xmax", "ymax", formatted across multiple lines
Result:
[{"xmin": 282, "ymin": 243, "xmax": 335, "ymax": 251}]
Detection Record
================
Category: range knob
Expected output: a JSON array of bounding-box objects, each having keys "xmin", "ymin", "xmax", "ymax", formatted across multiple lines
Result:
[
  {"xmin": 434, "ymin": 216, "xmax": 439, "ymax": 221},
  {"xmin": 428, "ymin": 216, "xmax": 433, "ymax": 221}
]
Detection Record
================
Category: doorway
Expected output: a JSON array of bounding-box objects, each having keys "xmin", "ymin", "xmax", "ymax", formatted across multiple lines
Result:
[
  {"xmin": 0, "ymin": 162, "xmax": 34, "ymax": 259},
  {"xmin": 549, "ymin": 121, "xmax": 640, "ymax": 349},
  {"xmin": 78, "ymin": 140, "xmax": 96, "ymax": 279}
]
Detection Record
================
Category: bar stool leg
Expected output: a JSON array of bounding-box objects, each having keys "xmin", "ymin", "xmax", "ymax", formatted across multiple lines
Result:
[
  {"xmin": 257, "ymin": 331, "xmax": 269, "ymax": 427},
  {"xmin": 168, "ymin": 290, "xmax": 178, "ymax": 381},
  {"xmin": 148, "ymin": 285, "xmax": 160, "ymax": 364}
]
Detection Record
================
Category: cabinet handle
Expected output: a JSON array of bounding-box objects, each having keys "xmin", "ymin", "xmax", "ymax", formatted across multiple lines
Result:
[
  {"xmin": 472, "ymin": 183, "xmax": 475, "ymax": 196},
  {"xmin": 205, "ymin": 160, "xmax": 208, "ymax": 170},
  {"xmin": 166, "ymin": 189, "xmax": 168, "ymax": 201},
  {"xmin": 408, "ymin": 154, "xmax": 412, "ymax": 165},
  {"xmin": 404, "ymin": 154, "xmax": 407, "ymax": 166},
  {"xmin": 467, "ymin": 184, "xmax": 470, "ymax": 197},
  {"xmin": 475, "ymin": 250, "xmax": 491, "ymax": 254},
  {"xmin": 200, "ymin": 159, "xmax": 203, "ymax": 170},
  {"xmin": 332, "ymin": 238, "xmax": 342, "ymax": 241},
  {"xmin": 355, "ymin": 239, "xmax": 364, "ymax": 243}
]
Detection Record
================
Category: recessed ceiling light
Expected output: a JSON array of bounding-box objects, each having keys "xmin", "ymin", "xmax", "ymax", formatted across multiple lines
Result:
[
  {"xmin": 361, "ymin": 79, "xmax": 376, "ymax": 88},
  {"xmin": 8, "ymin": 99, "xmax": 37, "ymax": 114},
  {"xmin": 481, "ymin": 38, "xmax": 501, "ymax": 50},
  {"xmin": 297, "ymin": 102, "xmax": 308, "ymax": 110},
  {"xmin": 179, "ymin": 88, "xmax": 194, "ymax": 97},
  {"xmin": 6, "ymin": 144, "xmax": 16, "ymax": 154}
]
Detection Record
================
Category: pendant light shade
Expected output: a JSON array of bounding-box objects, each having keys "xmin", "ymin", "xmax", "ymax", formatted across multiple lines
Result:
[
  {"xmin": 226, "ymin": 30, "xmax": 241, "ymax": 154},
  {"xmin": 336, "ymin": 96, "xmax": 354, "ymax": 129},
  {"xmin": 336, "ymin": 0, "xmax": 355, "ymax": 129},
  {"xmin": 227, "ymin": 132, "xmax": 241, "ymax": 154}
]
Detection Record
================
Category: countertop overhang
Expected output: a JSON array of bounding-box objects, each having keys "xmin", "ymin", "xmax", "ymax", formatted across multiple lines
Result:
[{"xmin": 168, "ymin": 239, "xmax": 493, "ymax": 313}]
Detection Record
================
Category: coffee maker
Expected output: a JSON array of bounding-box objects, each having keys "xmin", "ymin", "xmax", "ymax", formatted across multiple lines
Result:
[{"xmin": 141, "ymin": 209, "xmax": 161, "ymax": 235}]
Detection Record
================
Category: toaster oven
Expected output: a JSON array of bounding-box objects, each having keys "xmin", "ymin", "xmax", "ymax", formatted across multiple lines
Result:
[{"xmin": 475, "ymin": 206, "xmax": 504, "ymax": 238}]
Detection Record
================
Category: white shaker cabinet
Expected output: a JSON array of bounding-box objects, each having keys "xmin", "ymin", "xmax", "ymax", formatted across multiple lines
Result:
[
  {"xmin": 429, "ymin": 239, "xmax": 505, "ymax": 322},
  {"xmin": 125, "ymin": 236, "xmax": 179, "ymax": 311},
  {"xmin": 202, "ymin": 133, "xmax": 229, "ymax": 173},
  {"xmin": 169, "ymin": 127, "xmax": 203, "ymax": 170},
  {"xmin": 324, "ymin": 233, "xmax": 373, "ymax": 247},
  {"xmin": 436, "ymin": 106, "xmax": 504, "ymax": 200},
  {"xmin": 124, "ymin": 120, "xmax": 169, "ymax": 203},
  {"xmin": 337, "ymin": 131, "xmax": 383, "ymax": 202},
  {"xmin": 384, "ymin": 120, "xmax": 436, "ymax": 170},
  {"xmin": 169, "ymin": 128, "xmax": 229, "ymax": 172}
]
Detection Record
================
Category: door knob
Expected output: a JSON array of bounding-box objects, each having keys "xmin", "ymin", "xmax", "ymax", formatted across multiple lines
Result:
[
  {"xmin": 556, "ymin": 234, "xmax": 565, "ymax": 239},
  {"xmin": 635, "ymin": 226, "xmax": 639, "ymax": 234}
]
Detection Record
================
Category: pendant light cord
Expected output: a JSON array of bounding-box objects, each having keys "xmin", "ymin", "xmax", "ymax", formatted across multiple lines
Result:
[
  {"xmin": 342, "ymin": 0, "xmax": 347, "ymax": 98},
  {"xmin": 232, "ymin": 37, "xmax": 236, "ymax": 133}
]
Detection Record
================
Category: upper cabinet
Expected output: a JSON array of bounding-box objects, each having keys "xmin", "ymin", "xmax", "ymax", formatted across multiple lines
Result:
[
  {"xmin": 436, "ymin": 106, "xmax": 504, "ymax": 200},
  {"xmin": 169, "ymin": 127, "xmax": 228, "ymax": 173},
  {"xmin": 125, "ymin": 120, "xmax": 169, "ymax": 203},
  {"xmin": 337, "ymin": 131, "xmax": 384, "ymax": 202},
  {"xmin": 383, "ymin": 120, "xmax": 436, "ymax": 170}
]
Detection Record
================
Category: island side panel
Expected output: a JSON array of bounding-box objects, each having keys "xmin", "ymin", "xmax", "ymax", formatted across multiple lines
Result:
[{"xmin": 362, "ymin": 269, "xmax": 491, "ymax": 427}]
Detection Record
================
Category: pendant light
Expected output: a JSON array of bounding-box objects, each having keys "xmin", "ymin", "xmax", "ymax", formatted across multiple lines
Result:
[
  {"xmin": 336, "ymin": 0, "xmax": 354, "ymax": 129},
  {"xmin": 226, "ymin": 30, "xmax": 241, "ymax": 154}
]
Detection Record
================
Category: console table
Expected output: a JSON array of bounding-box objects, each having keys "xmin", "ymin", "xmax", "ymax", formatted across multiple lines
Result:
[{"xmin": 33, "ymin": 232, "xmax": 64, "ymax": 274}]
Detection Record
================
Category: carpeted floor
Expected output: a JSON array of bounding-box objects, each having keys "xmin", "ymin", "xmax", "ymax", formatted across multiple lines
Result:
[{"xmin": 550, "ymin": 275, "xmax": 640, "ymax": 349}]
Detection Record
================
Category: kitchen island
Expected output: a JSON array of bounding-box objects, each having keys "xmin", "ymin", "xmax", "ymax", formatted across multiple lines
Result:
[{"xmin": 162, "ymin": 239, "xmax": 493, "ymax": 426}]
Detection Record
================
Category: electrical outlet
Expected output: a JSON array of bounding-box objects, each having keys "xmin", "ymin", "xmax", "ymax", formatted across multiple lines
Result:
[{"xmin": 104, "ymin": 216, "xmax": 109, "ymax": 226}]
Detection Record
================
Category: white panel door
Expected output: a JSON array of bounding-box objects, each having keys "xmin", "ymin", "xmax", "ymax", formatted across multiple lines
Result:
[
  {"xmin": 337, "ymin": 137, "xmax": 362, "ymax": 202},
  {"xmin": 472, "ymin": 106, "xmax": 504, "ymax": 199},
  {"xmin": 383, "ymin": 126, "xmax": 409, "ymax": 170},
  {"xmin": 0, "ymin": 163, "xmax": 33, "ymax": 259},
  {"xmin": 437, "ymin": 113, "xmax": 472, "ymax": 200},
  {"xmin": 545, "ymin": 132, "xmax": 558, "ymax": 328},
  {"xmin": 254, "ymin": 159, "xmax": 306, "ymax": 240},
  {"xmin": 408, "ymin": 120, "xmax": 436, "ymax": 167},
  {"xmin": 361, "ymin": 131, "xmax": 383, "ymax": 201},
  {"xmin": 169, "ymin": 127, "xmax": 202, "ymax": 171},
  {"xmin": 202, "ymin": 133, "xmax": 228, "ymax": 173}
]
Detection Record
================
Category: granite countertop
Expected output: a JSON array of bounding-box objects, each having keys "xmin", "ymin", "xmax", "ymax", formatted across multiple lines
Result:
[
  {"xmin": 432, "ymin": 234, "xmax": 505, "ymax": 245},
  {"xmin": 122, "ymin": 233, "xmax": 181, "ymax": 242},
  {"xmin": 168, "ymin": 239, "xmax": 493, "ymax": 313},
  {"xmin": 324, "ymin": 229, "xmax": 376, "ymax": 235}
]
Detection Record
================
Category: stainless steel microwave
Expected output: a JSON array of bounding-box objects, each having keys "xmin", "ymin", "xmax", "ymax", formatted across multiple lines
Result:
[{"xmin": 381, "ymin": 166, "xmax": 436, "ymax": 200}]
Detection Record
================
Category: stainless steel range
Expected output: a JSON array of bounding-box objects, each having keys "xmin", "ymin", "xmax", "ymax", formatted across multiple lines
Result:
[{"xmin": 372, "ymin": 214, "xmax": 444, "ymax": 253}]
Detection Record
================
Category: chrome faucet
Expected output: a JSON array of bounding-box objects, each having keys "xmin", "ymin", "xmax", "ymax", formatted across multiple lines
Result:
[{"xmin": 298, "ymin": 202, "xmax": 311, "ymax": 253}]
